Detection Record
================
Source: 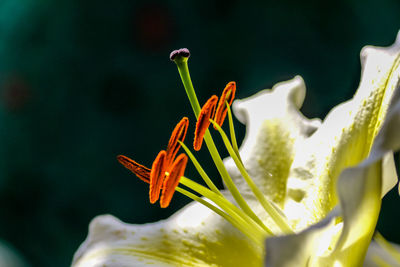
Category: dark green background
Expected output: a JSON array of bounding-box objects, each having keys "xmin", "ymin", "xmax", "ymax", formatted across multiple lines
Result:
[{"xmin": 0, "ymin": 0, "xmax": 399, "ymax": 266}]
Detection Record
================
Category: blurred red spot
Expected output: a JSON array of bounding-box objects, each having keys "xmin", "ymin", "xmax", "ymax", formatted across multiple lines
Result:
[
  {"xmin": 2, "ymin": 76, "xmax": 31, "ymax": 111},
  {"xmin": 133, "ymin": 4, "xmax": 175, "ymax": 51}
]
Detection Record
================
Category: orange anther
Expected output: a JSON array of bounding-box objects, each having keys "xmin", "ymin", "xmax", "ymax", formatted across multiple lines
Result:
[
  {"xmin": 160, "ymin": 153, "xmax": 188, "ymax": 208},
  {"xmin": 193, "ymin": 95, "xmax": 218, "ymax": 151},
  {"xmin": 149, "ymin": 150, "xmax": 167, "ymax": 204},
  {"xmin": 117, "ymin": 155, "xmax": 151, "ymax": 183},
  {"xmin": 166, "ymin": 117, "xmax": 189, "ymax": 165},
  {"xmin": 214, "ymin": 81, "xmax": 236, "ymax": 129}
]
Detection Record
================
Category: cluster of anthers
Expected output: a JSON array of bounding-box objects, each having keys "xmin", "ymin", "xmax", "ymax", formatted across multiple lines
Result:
[{"xmin": 117, "ymin": 48, "xmax": 293, "ymax": 246}]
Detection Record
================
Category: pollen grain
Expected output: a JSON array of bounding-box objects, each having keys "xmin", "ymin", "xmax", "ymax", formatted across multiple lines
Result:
[
  {"xmin": 160, "ymin": 153, "xmax": 188, "ymax": 208},
  {"xmin": 149, "ymin": 150, "xmax": 167, "ymax": 204},
  {"xmin": 117, "ymin": 155, "xmax": 151, "ymax": 183},
  {"xmin": 194, "ymin": 95, "xmax": 218, "ymax": 151},
  {"xmin": 214, "ymin": 81, "xmax": 236, "ymax": 128},
  {"xmin": 166, "ymin": 117, "xmax": 189, "ymax": 165}
]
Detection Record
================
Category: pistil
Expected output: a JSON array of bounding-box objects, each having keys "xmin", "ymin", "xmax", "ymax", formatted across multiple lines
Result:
[
  {"xmin": 170, "ymin": 49, "xmax": 263, "ymax": 228},
  {"xmin": 170, "ymin": 48, "xmax": 201, "ymax": 116}
]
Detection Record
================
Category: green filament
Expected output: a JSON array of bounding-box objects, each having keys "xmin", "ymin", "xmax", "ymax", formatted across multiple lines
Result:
[
  {"xmin": 226, "ymin": 101, "xmax": 241, "ymax": 160},
  {"xmin": 178, "ymin": 140, "xmax": 221, "ymax": 195},
  {"xmin": 374, "ymin": 232, "xmax": 400, "ymax": 264},
  {"xmin": 210, "ymin": 119, "xmax": 293, "ymax": 234},
  {"xmin": 179, "ymin": 177, "xmax": 271, "ymax": 236},
  {"xmin": 175, "ymin": 186, "xmax": 264, "ymax": 245}
]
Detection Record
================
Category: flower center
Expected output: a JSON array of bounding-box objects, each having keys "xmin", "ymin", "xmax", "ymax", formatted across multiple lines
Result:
[{"xmin": 118, "ymin": 48, "xmax": 294, "ymax": 246}]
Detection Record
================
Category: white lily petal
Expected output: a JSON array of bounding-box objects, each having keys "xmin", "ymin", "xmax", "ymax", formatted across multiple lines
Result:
[
  {"xmin": 331, "ymin": 99, "xmax": 400, "ymax": 266},
  {"xmin": 0, "ymin": 240, "xmax": 29, "ymax": 267},
  {"xmin": 329, "ymin": 157, "xmax": 384, "ymax": 266},
  {"xmin": 333, "ymin": 98, "xmax": 400, "ymax": 265},
  {"xmin": 265, "ymin": 78, "xmax": 400, "ymax": 266},
  {"xmin": 364, "ymin": 241, "xmax": 400, "ymax": 267},
  {"xmin": 380, "ymin": 152, "xmax": 397, "ymax": 198},
  {"xmin": 264, "ymin": 33, "xmax": 400, "ymax": 266},
  {"xmin": 72, "ymin": 199, "xmax": 263, "ymax": 267},
  {"xmin": 264, "ymin": 208, "xmax": 340, "ymax": 267},
  {"xmin": 224, "ymin": 76, "xmax": 321, "ymax": 205},
  {"xmin": 285, "ymin": 31, "xmax": 400, "ymax": 228}
]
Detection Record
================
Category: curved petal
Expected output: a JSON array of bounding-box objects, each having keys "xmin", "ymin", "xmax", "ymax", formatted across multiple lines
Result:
[
  {"xmin": 72, "ymin": 200, "xmax": 263, "ymax": 267},
  {"xmin": 364, "ymin": 238, "xmax": 400, "ymax": 267},
  {"xmin": 0, "ymin": 239, "xmax": 29, "ymax": 267},
  {"xmin": 285, "ymin": 31, "xmax": 400, "ymax": 228},
  {"xmin": 324, "ymin": 98, "xmax": 400, "ymax": 265},
  {"xmin": 327, "ymin": 156, "xmax": 383, "ymax": 266},
  {"xmin": 265, "ymin": 83, "xmax": 400, "ymax": 266},
  {"xmin": 224, "ymin": 76, "xmax": 321, "ymax": 206},
  {"xmin": 264, "ymin": 209, "xmax": 340, "ymax": 266}
]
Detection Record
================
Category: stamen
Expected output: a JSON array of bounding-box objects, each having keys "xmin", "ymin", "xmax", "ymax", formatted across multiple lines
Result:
[
  {"xmin": 172, "ymin": 56, "xmax": 262, "ymax": 223},
  {"xmin": 214, "ymin": 81, "xmax": 236, "ymax": 129},
  {"xmin": 193, "ymin": 95, "xmax": 218, "ymax": 151},
  {"xmin": 117, "ymin": 155, "xmax": 150, "ymax": 183},
  {"xmin": 166, "ymin": 117, "xmax": 189, "ymax": 165},
  {"xmin": 160, "ymin": 153, "xmax": 188, "ymax": 208},
  {"xmin": 149, "ymin": 150, "xmax": 167, "ymax": 204}
]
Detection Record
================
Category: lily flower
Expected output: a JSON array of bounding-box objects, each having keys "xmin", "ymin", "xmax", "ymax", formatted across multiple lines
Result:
[{"xmin": 73, "ymin": 32, "xmax": 400, "ymax": 267}]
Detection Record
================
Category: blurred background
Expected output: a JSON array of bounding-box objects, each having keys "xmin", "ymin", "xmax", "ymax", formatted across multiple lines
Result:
[{"xmin": 0, "ymin": 0, "xmax": 399, "ymax": 266}]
